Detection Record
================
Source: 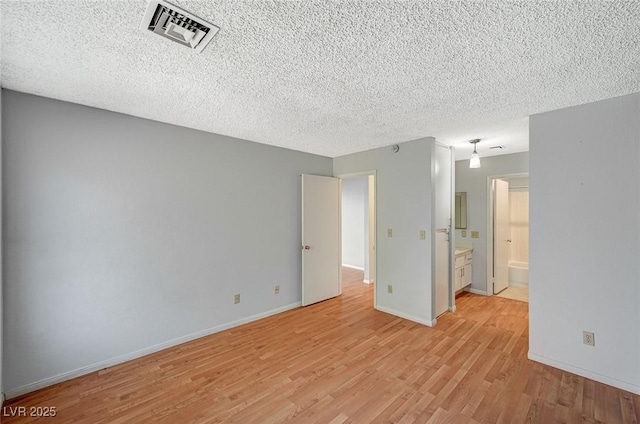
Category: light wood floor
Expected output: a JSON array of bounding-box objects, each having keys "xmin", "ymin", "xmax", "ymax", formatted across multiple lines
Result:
[{"xmin": 4, "ymin": 268, "xmax": 639, "ymax": 423}]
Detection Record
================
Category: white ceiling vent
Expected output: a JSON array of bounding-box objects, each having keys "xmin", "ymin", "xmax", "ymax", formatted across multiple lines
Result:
[{"xmin": 141, "ymin": 0, "xmax": 219, "ymax": 53}]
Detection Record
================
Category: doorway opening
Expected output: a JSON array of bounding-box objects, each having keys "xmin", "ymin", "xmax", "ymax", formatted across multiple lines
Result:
[
  {"xmin": 487, "ymin": 173, "xmax": 529, "ymax": 303},
  {"xmin": 339, "ymin": 172, "xmax": 376, "ymax": 308}
]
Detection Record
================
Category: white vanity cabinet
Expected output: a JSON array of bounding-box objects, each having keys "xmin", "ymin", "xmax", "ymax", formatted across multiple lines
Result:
[{"xmin": 454, "ymin": 249, "xmax": 473, "ymax": 291}]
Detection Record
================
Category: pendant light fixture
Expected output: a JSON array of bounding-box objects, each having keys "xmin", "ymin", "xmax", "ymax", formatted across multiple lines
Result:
[{"xmin": 469, "ymin": 139, "xmax": 481, "ymax": 168}]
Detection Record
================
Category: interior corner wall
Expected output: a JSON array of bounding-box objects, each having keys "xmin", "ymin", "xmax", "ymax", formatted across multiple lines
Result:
[
  {"xmin": 2, "ymin": 90, "xmax": 333, "ymax": 397},
  {"xmin": 529, "ymin": 92, "xmax": 640, "ymax": 394},
  {"xmin": 341, "ymin": 176, "xmax": 367, "ymax": 270},
  {"xmin": 0, "ymin": 87, "xmax": 4, "ymax": 403},
  {"xmin": 333, "ymin": 138, "xmax": 435, "ymax": 325},
  {"xmin": 454, "ymin": 152, "xmax": 529, "ymax": 294}
]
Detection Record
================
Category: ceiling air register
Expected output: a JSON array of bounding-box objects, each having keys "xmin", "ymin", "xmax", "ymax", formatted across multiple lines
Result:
[{"xmin": 141, "ymin": 0, "xmax": 219, "ymax": 53}]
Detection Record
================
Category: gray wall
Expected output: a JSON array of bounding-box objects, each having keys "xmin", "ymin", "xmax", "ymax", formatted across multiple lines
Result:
[
  {"xmin": 0, "ymin": 88, "xmax": 3, "ymax": 402},
  {"xmin": 2, "ymin": 90, "xmax": 332, "ymax": 396},
  {"xmin": 334, "ymin": 138, "xmax": 435, "ymax": 325},
  {"xmin": 341, "ymin": 176, "xmax": 367, "ymax": 269},
  {"xmin": 454, "ymin": 152, "xmax": 529, "ymax": 294},
  {"xmin": 529, "ymin": 93, "xmax": 640, "ymax": 394}
]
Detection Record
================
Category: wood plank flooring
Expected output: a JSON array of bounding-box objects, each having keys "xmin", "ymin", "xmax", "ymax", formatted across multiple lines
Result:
[{"xmin": 3, "ymin": 267, "xmax": 639, "ymax": 423}]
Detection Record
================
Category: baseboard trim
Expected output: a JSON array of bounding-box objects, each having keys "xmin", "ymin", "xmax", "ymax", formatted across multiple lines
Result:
[
  {"xmin": 342, "ymin": 264, "xmax": 365, "ymax": 271},
  {"xmin": 528, "ymin": 352, "xmax": 640, "ymax": 395},
  {"xmin": 448, "ymin": 305, "xmax": 457, "ymax": 313},
  {"xmin": 468, "ymin": 288, "xmax": 489, "ymax": 296},
  {"xmin": 363, "ymin": 279, "xmax": 372, "ymax": 284},
  {"xmin": 509, "ymin": 282, "xmax": 529, "ymax": 288},
  {"xmin": 375, "ymin": 305, "xmax": 436, "ymax": 327},
  {"xmin": 5, "ymin": 302, "xmax": 302, "ymax": 400}
]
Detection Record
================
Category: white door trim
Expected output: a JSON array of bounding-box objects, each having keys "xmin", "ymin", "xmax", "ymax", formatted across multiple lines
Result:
[
  {"xmin": 448, "ymin": 146, "xmax": 456, "ymax": 313},
  {"xmin": 334, "ymin": 170, "xmax": 377, "ymax": 311},
  {"xmin": 432, "ymin": 144, "xmax": 454, "ymax": 321},
  {"xmin": 486, "ymin": 172, "xmax": 529, "ymax": 296}
]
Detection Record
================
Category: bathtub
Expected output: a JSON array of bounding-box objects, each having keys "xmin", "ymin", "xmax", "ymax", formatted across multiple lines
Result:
[{"xmin": 508, "ymin": 261, "xmax": 529, "ymax": 287}]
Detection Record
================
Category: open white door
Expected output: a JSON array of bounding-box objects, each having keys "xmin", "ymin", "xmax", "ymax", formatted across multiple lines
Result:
[
  {"xmin": 301, "ymin": 174, "xmax": 341, "ymax": 306},
  {"xmin": 494, "ymin": 179, "xmax": 510, "ymax": 294},
  {"xmin": 367, "ymin": 175, "xmax": 376, "ymax": 284},
  {"xmin": 434, "ymin": 145, "xmax": 452, "ymax": 317}
]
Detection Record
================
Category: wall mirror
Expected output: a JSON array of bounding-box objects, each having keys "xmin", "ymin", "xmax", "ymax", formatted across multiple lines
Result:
[{"xmin": 455, "ymin": 192, "xmax": 467, "ymax": 229}]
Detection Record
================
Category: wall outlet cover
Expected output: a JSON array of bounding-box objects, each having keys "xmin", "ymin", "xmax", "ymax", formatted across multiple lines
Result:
[
  {"xmin": 471, "ymin": 231, "xmax": 479, "ymax": 238},
  {"xmin": 461, "ymin": 230, "xmax": 467, "ymax": 237},
  {"xmin": 583, "ymin": 331, "xmax": 595, "ymax": 346},
  {"xmin": 387, "ymin": 228, "xmax": 393, "ymax": 237},
  {"xmin": 387, "ymin": 284, "xmax": 393, "ymax": 294},
  {"xmin": 234, "ymin": 294, "xmax": 240, "ymax": 304}
]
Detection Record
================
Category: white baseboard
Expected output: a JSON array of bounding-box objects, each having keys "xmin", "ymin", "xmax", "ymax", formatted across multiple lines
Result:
[
  {"xmin": 448, "ymin": 305, "xmax": 457, "ymax": 313},
  {"xmin": 342, "ymin": 264, "xmax": 364, "ymax": 271},
  {"xmin": 375, "ymin": 305, "xmax": 436, "ymax": 327},
  {"xmin": 528, "ymin": 352, "xmax": 640, "ymax": 395},
  {"xmin": 468, "ymin": 288, "xmax": 489, "ymax": 296},
  {"xmin": 363, "ymin": 279, "xmax": 372, "ymax": 284},
  {"xmin": 5, "ymin": 302, "xmax": 302, "ymax": 400}
]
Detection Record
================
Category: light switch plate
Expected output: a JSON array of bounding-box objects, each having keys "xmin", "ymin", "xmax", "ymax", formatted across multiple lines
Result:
[
  {"xmin": 471, "ymin": 231, "xmax": 479, "ymax": 238},
  {"xmin": 461, "ymin": 230, "xmax": 467, "ymax": 237},
  {"xmin": 387, "ymin": 228, "xmax": 393, "ymax": 237}
]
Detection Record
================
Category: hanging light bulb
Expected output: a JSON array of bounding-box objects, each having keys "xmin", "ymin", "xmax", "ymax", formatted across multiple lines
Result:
[{"xmin": 469, "ymin": 139, "xmax": 481, "ymax": 168}]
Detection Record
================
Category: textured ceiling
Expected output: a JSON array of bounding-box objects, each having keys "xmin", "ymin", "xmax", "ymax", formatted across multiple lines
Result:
[{"xmin": 1, "ymin": 1, "xmax": 639, "ymax": 158}]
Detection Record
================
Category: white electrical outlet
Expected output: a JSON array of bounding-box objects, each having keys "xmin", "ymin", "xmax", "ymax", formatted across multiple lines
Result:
[
  {"xmin": 419, "ymin": 230, "xmax": 426, "ymax": 240},
  {"xmin": 274, "ymin": 285, "xmax": 280, "ymax": 294},
  {"xmin": 234, "ymin": 294, "xmax": 240, "ymax": 304},
  {"xmin": 387, "ymin": 284, "xmax": 393, "ymax": 294},
  {"xmin": 387, "ymin": 228, "xmax": 393, "ymax": 237},
  {"xmin": 583, "ymin": 331, "xmax": 595, "ymax": 346}
]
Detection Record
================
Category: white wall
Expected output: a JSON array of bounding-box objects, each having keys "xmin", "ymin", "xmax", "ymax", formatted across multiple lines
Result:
[
  {"xmin": 341, "ymin": 176, "xmax": 367, "ymax": 269},
  {"xmin": 2, "ymin": 90, "xmax": 332, "ymax": 397},
  {"xmin": 454, "ymin": 152, "xmax": 529, "ymax": 294},
  {"xmin": 529, "ymin": 92, "xmax": 640, "ymax": 394},
  {"xmin": 334, "ymin": 138, "xmax": 435, "ymax": 325}
]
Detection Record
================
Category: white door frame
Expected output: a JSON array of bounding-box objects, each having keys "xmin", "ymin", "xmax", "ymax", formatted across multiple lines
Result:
[
  {"xmin": 432, "ymin": 143, "xmax": 455, "ymax": 320},
  {"xmin": 448, "ymin": 146, "xmax": 455, "ymax": 313},
  {"xmin": 493, "ymin": 179, "xmax": 510, "ymax": 294},
  {"xmin": 335, "ymin": 170, "xmax": 377, "ymax": 310},
  {"xmin": 486, "ymin": 173, "xmax": 528, "ymax": 296},
  {"xmin": 366, "ymin": 175, "xmax": 376, "ymax": 285}
]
